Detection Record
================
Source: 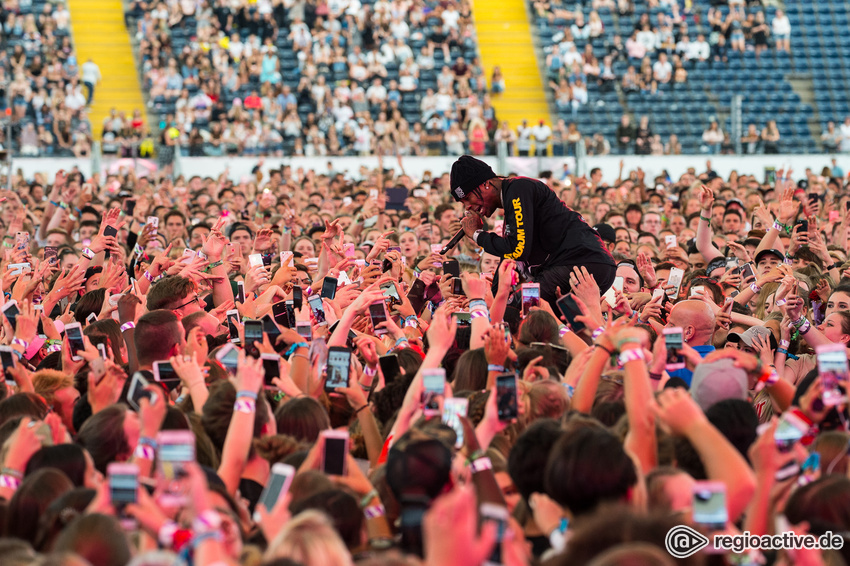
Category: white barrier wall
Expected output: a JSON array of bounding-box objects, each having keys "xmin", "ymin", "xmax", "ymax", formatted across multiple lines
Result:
[{"xmin": 12, "ymin": 154, "xmax": 847, "ymax": 185}]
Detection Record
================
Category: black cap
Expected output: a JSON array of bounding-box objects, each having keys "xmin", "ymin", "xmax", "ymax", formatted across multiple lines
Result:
[
  {"xmin": 755, "ymin": 248, "xmax": 784, "ymax": 264},
  {"xmin": 449, "ymin": 155, "xmax": 496, "ymax": 201},
  {"xmin": 706, "ymin": 257, "xmax": 727, "ymax": 275},
  {"xmin": 593, "ymin": 223, "xmax": 616, "ymax": 243}
]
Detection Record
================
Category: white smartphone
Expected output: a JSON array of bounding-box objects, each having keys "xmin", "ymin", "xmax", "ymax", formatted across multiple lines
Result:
[
  {"xmin": 65, "ymin": 322, "xmax": 85, "ymax": 361},
  {"xmin": 663, "ymin": 327, "xmax": 685, "ymax": 371},
  {"xmin": 215, "ymin": 342, "xmax": 240, "ymax": 376},
  {"xmin": 226, "ymin": 309, "xmax": 241, "ymax": 343},
  {"xmin": 147, "ymin": 216, "xmax": 159, "ymax": 234},
  {"xmin": 520, "ymin": 283, "xmax": 540, "ymax": 317},
  {"xmin": 690, "ymin": 285, "xmax": 705, "ymax": 298},
  {"xmin": 253, "ymin": 463, "xmax": 296, "ymax": 522},
  {"xmin": 320, "ymin": 430, "xmax": 350, "ymax": 476},
  {"xmin": 480, "ymin": 503, "xmax": 510, "ymax": 566},
  {"xmin": 442, "ymin": 397, "xmax": 469, "ymax": 448},
  {"xmin": 280, "ymin": 251, "xmax": 294, "ymax": 268},
  {"xmin": 421, "ymin": 368, "xmax": 446, "ymax": 416},
  {"xmin": 249, "ymin": 254, "xmax": 265, "ymax": 269},
  {"xmin": 665, "ymin": 235, "xmax": 677, "ymax": 249},
  {"xmin": 667, "ymin": 267, "xmax": 684, "ymax": 297},
  {"xmin": 1, "ymin": 300, "xmax": 20, "ymax": 331}
]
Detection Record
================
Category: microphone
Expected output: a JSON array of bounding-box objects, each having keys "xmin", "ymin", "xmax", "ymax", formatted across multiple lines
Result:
[{"xmin": 440, "ymin": 228, "xmax": 466, "ymax": 255}]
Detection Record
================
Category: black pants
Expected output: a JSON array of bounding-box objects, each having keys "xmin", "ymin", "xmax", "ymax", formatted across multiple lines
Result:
[{"xmin": 534, "ymin": 261, "xmax": 617, "ymax": 313}]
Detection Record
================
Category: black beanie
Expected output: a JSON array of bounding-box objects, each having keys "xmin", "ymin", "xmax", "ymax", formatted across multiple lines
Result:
[{"xmin": 449, "ymin": 155, "xmax": 496, "ymax": 201}]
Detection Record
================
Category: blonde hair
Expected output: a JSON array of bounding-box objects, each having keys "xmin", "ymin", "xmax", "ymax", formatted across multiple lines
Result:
[
  {"xmin": 264, "ymin": 510, "xmax": 354, "ymax": 566},
  {"xmin": 32, "ymin": 370, "xmax": 74, "ymax": 406}
]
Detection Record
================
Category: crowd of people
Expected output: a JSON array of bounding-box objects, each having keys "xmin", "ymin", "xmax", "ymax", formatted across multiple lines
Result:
[
  {"xmin": 0, "ymin": 1, "xmax": 97, "ymax": 158},
  {"xmin": 0, "ymin": 153, "xmax": 846, "ymax": 566},
  {"xmin": 123, "ymin": 0, "xmax": 510, "ymax": 160}
]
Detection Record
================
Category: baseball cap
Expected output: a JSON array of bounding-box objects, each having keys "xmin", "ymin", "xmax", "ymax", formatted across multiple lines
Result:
[
  {"xmin": 727, "ymin": 325, "xmax": 776, "ymax": 350},
  {"xmin": 690, "ymin": 358, "xmax": 749, "ymax": 411},
  {"xmin": 449, "ymin": 155, "xmax": 496, "ymax": 202},
  {"xmin": 705, "ymin": 170, "xmax": 720, "ymax": 182},
  {"xmin": 705, "ymin": 257, "xmax": 727, "ymax": 276},
  {"xmin": 593, "ymin": 223, "xmax": 616, "ymax": 244},
  {"xmin": 754, "ymin": 248, "xmax": 784, "ymax": 264}
]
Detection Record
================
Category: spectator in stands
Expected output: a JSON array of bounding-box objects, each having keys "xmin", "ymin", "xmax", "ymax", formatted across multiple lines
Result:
[
  {"xmin": 771, "ymin": 9, "xmax": 791, "ymax": 52},
  {"xmin": 822, "ymin": 122, "xmax": 841, "ymax": 153},
  {"xmin": 616, "ymin": 114, "xmax": 636, "ymax": 154},
  {"xmin": 761, "ymin": 120, "xmax": 781, "ymax": 154},
  {"xmin": 634, "ymin": 116, "xmax": 652, "ymax": 156},
  {"xmin": 532, "ymin": 120, "xmax": 552, "ymax": 156},
  {"xmin": 701, "ymin": 121, "xmax": 724, "ymax": 154},
  {"xmin": 742, "ymin": 123, "xmax": 761, "ymax": 154},
  {"xmin": 516, "ymin": 120, "xmax": 533, "ymax": 156},
  {"xmin": 752, "ymin": 11, "xmax": 770, "ymax": 60},
  {"xmin": 652, "ymin": 52, "xmax": 672, "ymax": 84},
  {"xmin": 81, "ymin": 58, "xmax": 101, "ymax": 106},
  {"xmin": 494, "ymin": 121, "xmax": 517, "ymax": 154},
  {"xmin": 665, "ymin": 133, "xmax": 682, "ymax": 155},
  {"xmin": 840, "ymin": 117, "xmax": 850, "ymax": 153}
]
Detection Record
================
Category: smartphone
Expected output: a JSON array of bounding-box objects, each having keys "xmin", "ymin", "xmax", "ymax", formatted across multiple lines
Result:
[
  {"xmin": 381, "ymin": 281, "xmax": 401, "ymax": 305},
  {"xmin": 296, "ymin": 320, "xmax": 312, "ymax": 341},
  {"xmin": 152, "ymin": 361, "xmax": 180, "ymax": 392},
  {"xmin": 496, "ymin": 373, "xmax": 518, "ymax": 422},
  {"xmin": 6, "ymin": 263, "xmax": 30, "ymax": 276},
  {"xmin": 243, "ymin": 319, "xmax": 263, "ymax": 356},
  {"xmin": 103, "ymin": 225, "xmax": 118, "ymax": 258},
  {"xmin": 739, "ymin": 263, "xmax": 755, "ymax": 282},
  {"xmin": 442, "ymin": 397, "xmax": 468, "ymax": 449},
  {"xmin": 521, "ymin": 283, "xmax": 540, "ymax": 317},
  {"xmin": 321, "ymin": 277, "xmax": 337, "ymax": 300},
  {"xmin": 325, "ymin": 346, "xmax": 351, "ymax": 390},
  {"xmin": 226, "ymin": 309, "xmax": 241, "ymax": 343},
  {"xmin": 43, "ymin": 246, "xmax": 58, "ymax": 264},
  {"xmin": 308, "ymin": 295, "xmax": 326, "ymax": 326},
  {"xmin": 430, "ymin": 244, "xmax": 442, "ymax": 266},
  {"xmin": 15, "ymin": 231, "xmax": 29, "ymax": 251},
  {"xmin": 123, "ymin": 199, "xmax": 136, "ymax": 217},
  {"xmin": 664, "ymin": 235, "xmax": 677, "ymax": 249},
  {"xmin": 666, "ymin": 267, "xmax": 684, "ymax": 297},
  {"xmin": 215, "ymin": 343, "xmax": 240, "ymax": 376},
  {"xmin": 321, "ymin": 430, "xmax": 349, "ymax": 476},
  {"xmin": 285, "ymin": 300, "xmax": 296, "ymax": 328},
  {"xmin": 280, "ymin": 251, "xmax": 295, "ymax": 268},
  {"xmin": 343, "ymin": 243, "xmax": 356, "ymax": 259},
  {"xmin": 651, "ymin": 288, "xmax": 665, "ymax": 302},
  {"xmin": 452, "ymin": 311, "xmax": 472, "ymax": 325},
  {"xmin": 97, "ymin": 342, "xmax": 108, "ymax": 360},
  {"xmin": 816, "ymin": 343, "xmax": 848, "ymax": 407},
  {"xmin": 262, "ymin": 314, "xmax": 281, "ymax": 341},
  {"xmin": 443, "ymin": 259, "xmax": 460, "ymax": 278},
  {"xmin": 236, "ymin": 281, "xmax": 245, "ymax": 303},
  {"xmin": 797, "ymin": 219, "xmax": 809, "ymax": 233},
  {"xmin": 272, "ymin": 301, "xmax": 290, "ymax": 328},
  {"xmin": 2, "ymin": 300, "xmax": 19, "ymax": 331},
  {"xmin": 91, "ymin": 356, "xmax": 107, "ymax": 385},
  {"xmin": 147, "ymin": 216, "xmax": 159, "ymax": 234},
  {"xmin": 692, "ymin": 481, "xmax": 728, "ymax": 532},
  {"xmin": 421, "ymin": 368, "xmax": 445, "ymax": 414},
  {"xmin": 249, "ymin": 254, "xmax": 265, "ymax": 270},
  {"xmin": 663, "ymin": 327, "xmax": 685, "ymax": 371},
  {"xmin": 690, "ymin": 285, "xmax": 705, "ymax": 298},
  {"xmin": 65, "ymin": 322, "xmax": 85, "ymax": 361},
  {"xmin": 725, "ymin": 257, "xmax": 739, "ymax": 271},
  {"xmin": 157, "ymin": 429, "xmax": 195, "ymax": 481},
  {"xmin": 261, "ymin": 353, "xmax": 281, "ymax": 386},
  {"xmin": 556, "ymin": 294, "xmax": 585, "ymax": 333},
  {"xmin": 0, "ymin": 345, "xmax": 15, "ymax": 373},
  {"xmin": 452, "ymin": 277, "xmax": 464, "ymax": 296},
  {"xmin": 369, "ymin": 301, "xmax": 388, "ymax": 336},
  {"xmin": 253, "ymin": 463, "xmax": 296, "ymax": 521},
  {"xmin": 181, "ymin": 248, "xmax": 196, "ymax": 263},
  {"xmin": 126, "ymin": 372, "xmax": 155, "ymax": 410},
  {"xmin": 378, "ymin": 354, "xmax": 401, "ymax": 385},
  {"xmin": 480, "ymin": 503, "xmax": 510, "ymax": 566},
  {"xmin": 107, "ymin": 462, "xmax": 139, "ymax": 525},
  {"xmin": 292, "ymin": 285, "xmax": 303, "ymax": 311},
  {"xmin": 86, "ymin": 312, "xmax": 98, "ymax": 324},
  {"xmin": 771, "ymin": 411, "xmax": 809, "ymax": 452}
]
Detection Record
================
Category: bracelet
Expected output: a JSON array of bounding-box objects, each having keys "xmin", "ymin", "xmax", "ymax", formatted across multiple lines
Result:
[
  {"xmin": 772, "ymin": 220, "xmax": 785, "ymax": 232},
  {"xmin": 0, "ymin": 467, "xmax": 22, "ymax": 479},
  {"xmin": 364, "ymin": 365, "xmax": 377, "ymax": 377},
  {"xmin": 234, "ymin": 398, "xmax": 256, "ymax": 414},
  {"xmin": 360, "ymin": 489, "xmax": 379, "ymax": 508},
  {"xmin": 559, "ymin": 325, "xmax": 570, "ymax": 337},
  {"xmin": 11, "ymin": 338, "xmax": 28, "ymax": 351},
  {"xmin": 470, "ymin": 309, "xmax": 489, "ymax": 320},
  {"xmin": 394, "ymin": 337, "xmax": 409, "ymax": 347},
  {"xmin": 364, "ymin": 503, "xmax": 386, "ymax": 519},
  {"xmin": 470, "ymin": 457, "xmax": 493, "ymax": 474},
  {"xmin": 49, "ymin": 200, "xmax": 60, "ymax": 207},
  {"xmin": 354, "ymin": 404, "xmax": 370, "ymax": 415},
  {"xmin": 81, "ymin": 248, "xmax": 94, "ymax": 261},
  {"xmin": 204, "ymin": 260, "xmax": 224, "ymax": 272},
  {"xmin": 796, "ymin": 318, "xmax": 811, "ymax": 335},
  {"xmin": 648, "ymin": 371, "xmax": 663, "ymax": 381},
  {"xmin": 404, "ymin": 315, "xmax": 419, "ymax": 328},
  {"xmin": 1, "ymin": 242, "xmax": 10, "ymax": 248},
  {"xmin": 194, "ymin": 510, "xmax": 222, "ymax": 533},
  {"xmin": 468, "ymin": 299, "xmax": 487, "ymax": 310},
  {"xmin": 58, "ymin": 202, "xmax": 69, "ymax": 210},
  {"xmin": 775, "ymin": 299, "xmax": 787, "ymax": 307},
  {"xmin": 779, "ymin": 339, "xmax": 790, "ymax": 348},
  {"xmin": 120, "ymin": 321, "xmax": 136, "ymax": 332},
  {"xmin": 134, "ymin": 444, "xmax": 155, "ymax": 460},
  {"xmin": 618, "ymin": 348, "xmax": 646, "ymax": 365},
  {"xmin": 750, "ymin": 282, "xmax": 761, "ymax": 293},
  {"xmin": 615, "ymin": 337, "xmax": 642, "ymax": 351},
  {"xmin": 699, "ymin": 214, "xmax": 711, "ymax": 222},
  {"xmin": 487, "ymin": 364, "xmax": 505, "ymax": 372},
  {"xmin": 236, "ymin": 390, "xmax": 258, "ymax": 400},
  {"xmin": 284, "ymin": 342, "xmax": 309, "ymax": 356},
  {"xmin": 777, "ymin": 347, "xmax": 791, "ymax": 356},
  {"xmin": 0, "ymin": 474, "xmax": 21, "ymax": 490},
  {"xmin": 138, "ymin": 436, "xmax": 158, "ymax": 450},
  {"xmin": 594, "ymin": 343, "xmax": 614, "ymax": 357},
  {"xmin": 466, "ymin": 449, "xmax": 485, "ymax": 465},
  {"xmin": 143, "ymin": 270, "xmax": 155, "ymax": 282},
  {"xmin": 591, "ymin": 326, "xmax": 605, "ymax": 340}
]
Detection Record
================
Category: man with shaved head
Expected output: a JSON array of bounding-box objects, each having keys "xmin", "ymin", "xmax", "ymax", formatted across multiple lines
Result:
[{"xmin": 665, "ymin": 300, "xmax": 717, "ymax": 386}]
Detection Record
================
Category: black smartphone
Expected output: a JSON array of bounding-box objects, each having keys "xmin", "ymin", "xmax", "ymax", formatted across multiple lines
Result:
[
  {"xmin": 321, "ymin": 431, "xmax": 349, "ymax": 476},
  {"xmin": 152, "ymin": 361, "xmax": 181, "ymax": 392},
  {"xmin": 0, "ymin": 346, "xmax": 15, "ymax": 372},
  {"xmin": 325, "ymin": 346, "xmax": 351, "ymax": 390},
  {"xmin": 2, "ymin": 301, "xmax": 20, "ymax": 331},
  {"xmin": 556, "ymin": 294, "xmax": 585, "ymax": 333},
  {"xmin": 378, "ymin": 354, "xmax": 401, "ymax": 385},
  {"xmin": 739, "ymin": 263, "xmax": 756, "ymax": 282},
  {"xmin": 443, "ymin": 259, "xmax": 460, "ymax": 278},
  {"xmin": 243, "ymin": 320, "xmax": 263, "ymax": 357},
  {"xmin": 292, "ymin": 286, "xmax": 303, "ymax": 310},
  {"xmin": 285, "ymin": 300, "xmax": 296, "ymax": 328},
  {"xmin": 65, "ymin": 322, "xmax": 85, "ymax": 359},
  {"xmin": 369, "ymin": 302, "xmax": 388, "ymax": 336},
  {"xmin": 797, "ymin": 219, "xmax": 809, "ymax": 233},
  {"xmin": 261, "ymin": 353, "xmax": 281, "ymax": 386},
  {"xmin": 321, "ymin": 277, "xmax": 337, "ymax": 300},
  {"xmin": 496, "ymin": 373, "xmax": 518, "ymax": 421},
  {"xmin": 262, "ymin": 314, "xmax": 281, "ymax": 341},
  {"xmin": 103, "ymin": 225, "xmax": 118, "ymax": 258},
  {"xmin": 452, "ymin": 277, "xmax": 464, "ymax": 296},
  {"xmin": 272, "ymin": 301, "xmax": 290, "ymax": 328},
  {"xmin": 236, "ymin": 281, "xmax": 245, "ymax": 303},
  {"xmin": 123, "ymin": 199, "xmax": 136, "ymax": 217}
]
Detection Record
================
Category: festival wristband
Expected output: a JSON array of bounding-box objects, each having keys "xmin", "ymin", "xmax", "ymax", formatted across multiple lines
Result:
[
  {"xmin": 487, "ymin": 364, "xmax": 505, "ymax": 372},
  {"xmin": 618, "ymin": 348, "xmax": 646, "ymax": 365},
  {"xmin": 234, "ymin": 398, "xmax": 256, "ymax": 414}
]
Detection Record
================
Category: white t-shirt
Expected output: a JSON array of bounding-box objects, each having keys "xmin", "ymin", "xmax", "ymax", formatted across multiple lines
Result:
[
  {"xmin": 531, "ymin": 124, "xmax": 552, "ymax": 142},
  {"xmin": 772, "ymin": 16, "xmax": 791, "ymax": 35},
  {"xmin": 653, "ymin": 60, "xmax": 672, "ymax": 81},
  {"xmin": 840, "ymin": 123, "xmax": 850, "ymax": 152}
]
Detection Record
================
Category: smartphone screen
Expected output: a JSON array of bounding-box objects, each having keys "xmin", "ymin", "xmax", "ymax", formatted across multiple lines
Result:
[
  {"xmin": 442, "ymin": 398, "xmax": 468, "ymax": 448},
  {"xmin": 0, "ymin": 347, "xmax": 15, "ymax": 372},
  {"xmin": 378, "ymin": 354, "xmax": 401, "ymax": 384},
  {"xmin": 127, "ymin": 372, "xmax": 153, "ymax": 410},
  {"xmin": 272, "ymin": 301, "xmax": 290, "ymax": 328},
  {"xmin": 496, "ymin": 373, "xmax": 518, "ymax": 421},
  {"xmin": 692, "ymin": 482, "xmax": 728, "ymax": 531},
  {"xmin": 817, "ymin": 344, "xmax": 848, "ymax": 406},
  {"xmin": 108, "ymin": 466, "xmax": 138, "ymax": 506},
  {"xmin": 381, "ymin": 282, "xmax": 401, "ymax": 304},
  {"xmin": 452, "ymin": 277, "xmax": 464, "ymax": 296},
  {"xmin": 666, "ymin": 268, "xmax": 684, "ymax": 297},
  {"xmin": 218, "ymin": 346, "xmax": 239, "ymax": 376},
  {"xmin": 369, "ymin": 302, "xmax": 388, "ymax": 335},
  {"xmin": 296, "ymin": 321, "xmax": 312, "ymax": 341},
  {"xmin": 2, "ymin": 302, "xmax": 20, "ymax": 331},
  {"xmin": 739, "ymin": 263, "xmax": 755, "ymax": 282},
  {"xmin": 43, "ymin": 246, "xmax": 58, "ymax": 264},
  {"xmin": 326, "ymin": 347, "xmax": 351, "ymax": 389},
  {"xmin": 236, "ymin": 281, "xmax": 245, "ymax": 303},
  {"xmin": 153, "ymin": 361, "xmax": 180, "ymax": 391},
  {"xmin": 227, "ymin": 310, "xmax": 240, "ymax": 342},
  {"xmin": 262, "ymin": 354, "xmax": 280, "ymax": 386},
  {"xmin": 262, "ymin": 314, "xmax": 281, "ymax": 340},
  {"xmin": 244, "ymin": 320, "xmax": 263, "ymax": 355},
  {"xmin": 123, "ymin": 199, "xmax": 136, "ymax": 217},
  {"xmin": 421, "ymin": 369, "xmax": 445, "ymax": 411},
  {"xmin": 557, "ymin": 294, "xmax": 585, "ymax": 332},
  {"xmin": 308, "ymin": 295, "xmax": 326, "ymax": 325},
  {"xmin": 323, "ymin": 435, "xmax": 348, "ymax": 476},
  {"xmin": 521, "ymin": 284, "xmax": 540, "ymax": 317},
  {"xmin": 256, "ymin": 464, "xmax": 294, "ymax": 517},
  {"xmin": 664, "ymin": 328, "xmax": 685, "ymax": 371},
  {"xmin": 66, "ymin": 324, "xmax": 85, "ymax": 357},
  {"xmin": 292, "ymin": 286, "xmax": 303, "ymax": 310},
  {"xmin": 321, "ymin": 277, "xmax": 337, "ymax": 300}
]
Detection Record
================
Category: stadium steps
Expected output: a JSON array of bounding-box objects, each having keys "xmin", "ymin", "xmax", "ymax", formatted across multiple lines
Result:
[
  {"xmin": 471, "ymin": 0, "xmax": 549, "ymax": 130},
  {"xmin": 67, "ymin": 0, "xmax": 147, "ymax": 140},
  {"xmin": 786, "ymin": 75, "xmax": 823, "ymax": 147}
]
